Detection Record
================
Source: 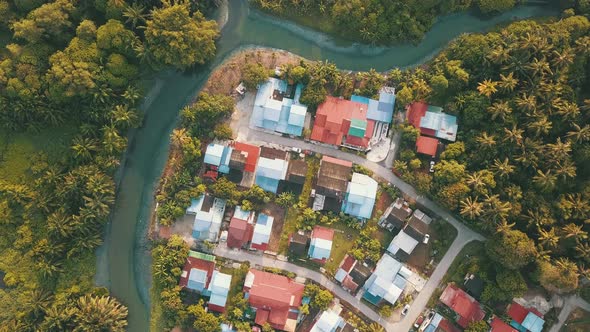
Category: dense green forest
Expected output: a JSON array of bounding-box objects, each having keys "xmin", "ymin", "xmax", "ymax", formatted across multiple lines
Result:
[
  {"xmin": 250, "ymin": 0, "xmax": 531, "ymax": 45},
  {"xmin": 0, "ymin": 0, "xmax": 219, "ymax": 329},
  {"xmin": 389, "ymin": 11, "xmax": 590, "ymax": 294}
]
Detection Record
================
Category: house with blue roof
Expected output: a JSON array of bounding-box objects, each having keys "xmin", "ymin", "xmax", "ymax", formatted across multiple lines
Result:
[
  {"xmin": 308, "ymin": 226, "xmax": 335, "ymax": 264},
  {"xmin": 255, "ymin": 147, "xmax": 289, "ymax": 194},
  {"xmin": 351, "ymin": 86, "xmax": 396, "ymax": 124},
  {"xmin": 187, "ymin": 194, "xmax": 227, "ymax": 242},
  {"xmin": 363, "ymin": 254, "xmax": 412, "ymax": 306},
  {"xmin": 207, "ymin": 270, "xmax": 232, "ymax": 313},
  {"xmin": 310, "ymin": 309, "xmax": 346, "ymax": 332},
  {"xmin": 204, "ymin": 143, "xmax": 232, "ymax": 175},
  {"xmin": 251, "ymin": 78, "xmax": 309, "ymax": 136},
  {"xmin": 341, "ymin": 173, "xmax": 378, "ymax": 220}
]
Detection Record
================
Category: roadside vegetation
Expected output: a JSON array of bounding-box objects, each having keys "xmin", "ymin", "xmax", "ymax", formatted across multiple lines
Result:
[
  {"xmin": 0, "ymin": 0, "xmax": 221, "ymax": 329},
  {"xmin": 251, "ymin": 0, "xmax": 528, "ymax": 45}
]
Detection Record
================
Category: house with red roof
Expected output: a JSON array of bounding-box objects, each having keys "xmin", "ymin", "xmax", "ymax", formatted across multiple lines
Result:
[
  {"xmin": 179, "ymin": 251, "xmax": 216, "ymax": 292},
  {"xmin": 230, "ymin": 141, "xmax": 260, "ymax": 173},
  {"xmin": 243, "ymin": 269, "xmax": 305, "ymax": 332},
  {"xmin": 439, "ymin": 284, "xmax": 485, "ymax": 328},
  {"xmin": 334, "ymin": 254, "xmax": 372, "ymax": 293},
  {"xmin": 416, "ymin": 135, "xmax": 440, "ymax": 157},
  {"xmin": 311, "ymin": 96, "xmax": 376, "ymax": 151},
  {"xmin": 406, "ymin": 102, "xmax": 458, "ymax": 142},
  {"xmin": 490, "ymin": 317, "xmax": 518, "ymax": 332},
  {"xmin": 507, "ymin": 302, "xmax": 545, "ymax": 332},
  {"xmin": 308, "ymin": 226, "xmax": 335, "ymax": 264},
  {"xmin": 227, "ymin": 206, "xmax": 255, "ymax": 249}
]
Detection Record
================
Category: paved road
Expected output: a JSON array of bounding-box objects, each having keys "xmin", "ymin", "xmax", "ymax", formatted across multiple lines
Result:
[{"xmin": 550, "ymin": 295, "xmax": 590, "ymax": 332}]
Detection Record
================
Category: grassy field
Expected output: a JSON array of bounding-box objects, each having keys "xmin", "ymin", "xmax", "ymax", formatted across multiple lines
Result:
[
  {"xmin": 325, "ymin": 222, "xmax": 360, "ymax": 274},
  {"xmin": 564, "ymin": 308, "xmax": 590, "ymax": 332},
  {"xmin": 0, "ymin": 126, "xmax": 77, "ymax": 183}
]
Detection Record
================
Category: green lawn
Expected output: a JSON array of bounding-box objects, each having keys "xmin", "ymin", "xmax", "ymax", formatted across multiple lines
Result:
[
  {"xmin": 325, "ymin": 222, "xmax": 360, "ymax": 274},
  {"xmin": 430, "ymin": 219, "xmax": 458, "ymax": 262},
  {"xmin": 442, "ymin": 241, "xmax": 486, "ymax": 284},
  {"xmin": 279, "ymin": 208, "xmax": 299, "ymax": 254},
  {"xmin": 0, "ymin": 126, "xmax": 77, "ymax": 183}
]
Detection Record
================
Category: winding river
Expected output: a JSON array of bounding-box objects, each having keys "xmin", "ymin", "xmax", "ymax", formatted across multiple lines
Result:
[{"xmin": 96, "ymin": 1, "xmax": 559, "ymax": 331}]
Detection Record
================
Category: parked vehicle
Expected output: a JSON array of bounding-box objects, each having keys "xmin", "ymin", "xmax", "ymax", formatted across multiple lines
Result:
[
  {"xmin": 429, "ymin": 160, "xmax": 436, "ymax": 173},
  {"xmin": 423, "ymin": 234, "xmax": 430, "ymax": 244},
  {"xmin": 401, "ymin": 304, "xmax": 410, "ymax": 316},
  {"xmin": 414, "ymin": 315, "xmax": 424, "ymax": 329},
  {"xmin": 291, "ymin": 147, "xmax": 302, "ymax": 153}
]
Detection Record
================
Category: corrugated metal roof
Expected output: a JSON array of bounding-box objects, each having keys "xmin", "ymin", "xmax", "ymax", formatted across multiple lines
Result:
[
  {"xmin": 310, "ymin": 310, "xmax": 344, "ymax": 332},
  {"xmin": 252, "ymin": 214, "xmax": 274, "ymax": 246},
  {"xmin": 388, "ymin": 231, "xmax": 419, "ymax": 255},
  {"xmin": 204, "ymin": 143, "xmax": 225, "ymax": 166}
]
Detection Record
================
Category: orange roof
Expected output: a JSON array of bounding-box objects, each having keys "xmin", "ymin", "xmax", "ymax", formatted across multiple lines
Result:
[
  {"xmin": 440, "ymin": 284, "xmax": 485, "ymax": 328},
  {"xmin": 179, "ymin": 257, "xmax": 215, "ymax": 288},
  {"xmin": 416, "ymin": 135, "xmax": 439, "ymax": 157},
  {"xmin": 491, "ymin": 317, "xmax": 518, "ymax": 332},
  {"xmin": 407, "ymin": 102, "xmax": 428, "ymax": 128},
  {"xmin": 312, "ymin": 225, "xmax": 335, "ymax": 241},
  {"xmin": 311, "ymin": 96, "xmax": 374, "ymax": 148},
  {"xmin": 232, "ymin": 142, "xmax": 260, "ymax": 173}
]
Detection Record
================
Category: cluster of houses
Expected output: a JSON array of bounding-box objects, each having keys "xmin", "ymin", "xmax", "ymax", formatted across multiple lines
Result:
[
  {"xmin": 406, "ymin": 102, "xmax": 458, "ymax": 159},
  {"xmin": 251, "ymin": 77, "xmax": 396, "ymax": 152},
  {"xmin": 415, "ymin": 277, "xmax": 546, "ymax": 332},
  {"xmin": 380, "ymin": 197, "xmax": 432, "ymax": 262},
  {"xmin": 178, "ymin": 248, "xmax": 362, "ymax": 332}
]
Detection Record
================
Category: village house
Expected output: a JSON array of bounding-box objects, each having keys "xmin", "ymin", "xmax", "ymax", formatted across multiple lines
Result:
[
  {"xmin": 308, "ymin": 225, "xmax": 335, "ymax": 264},
  {"xmin": 334, "ymin": 254, "xmax": 373, "ymax": 293},
  {"xmin": 203, "ymin": 143, "xmax": 233, "ymax": 180},
  {"xmin": 250, "ymin": 213, "xmax": 274, "ymax": 251},
  {"xmin": 341, "ymin": 172, "xmax": 378, "ymax": 220},
  {"xmin": 288, "ymin": 231, "xmax": 310, "ymax": 257},
  {"xmin": 490, "ymin": 316, "xmax": 518, "ymax": 332},
  {"xmin": 387, "ymin": 208, "xmax": 432, "ymax": 261},
  {"xmin": 284, "ymin": 159, "xmax": 308, "ymax": 194},
  {"xmin": 227, "ymin": 206, "xmax": 255, "ymax": 249},
  {"xmin": 311, "ymin": 88, "xmax": 396, "ymax": 151},
  {"xmin": 407, "ymin": 101, "xmax": 458, "ymax": 159},
  {"xmin": 188, "ymin": 194, "xmax": 227, "ymax": 242},
  {"xmin": 309, "ymin": 309, "xmax": 346, "ymax": 332},
  {"xmin": 421, "ymin": 312, "xmax": 461, "ymax": 332},
  {"xmin": 362, "ymin": 253, "xmax": 413, "ymax": 306},
  {"xmin": 243, "ymin": 269, "xmax": 305, "ymax": 332},
  {"xmin": 178, "ymin": 251, "xmax": 232, "ymax": 313},
  {"xmin": 380, "ymin": 197, "xmax": 412, "ymax": 232},
  {"xmin": 251, "ymin": 78, "xmax": 308, "ymax": 137},
  {"xmin": 507, "ymin": 301, "xmax": 545, "ymax": 332},
  {"xmin": 439, "ymin": 284, "xmax": 485, "ymax": 329},
  {"xmin": 312, "ymin": 156, "xmax": 352, "ymax": 213},
  {"xmin": 229, "ymin": 141, "xmax": 261, "ymax": 186},
  {"xmin": 255, "ymin": 147, "xmax": 290, "ymax": 194}
]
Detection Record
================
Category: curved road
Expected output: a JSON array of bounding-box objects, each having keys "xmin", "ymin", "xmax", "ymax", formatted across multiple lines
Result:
[{"xmin": 223, "ymin": 123, "xmax": 486, "ymax": 331}]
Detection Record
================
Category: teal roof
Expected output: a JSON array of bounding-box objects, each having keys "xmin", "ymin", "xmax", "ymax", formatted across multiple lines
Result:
[
  {"xmin": 522, "ymin": 313, "xmax": 544, "ymax": 332},
  {"xmin": 348, "ymin": 118, "xmax": 367, "ymax": 137}
]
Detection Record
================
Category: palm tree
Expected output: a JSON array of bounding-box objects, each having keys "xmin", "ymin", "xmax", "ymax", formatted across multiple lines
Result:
[
  {"xmin": 575, "ymin": 36, "xmax": 590, "ymax": 56},
  {"xmin": 554, "ymin": 160, "xmax": 577, "ymax": 180},
  {"xmin": 527, "ymin": 115, "xmax": 552, "ymax": 137},
  {"xmin": 527, "ymin": 58, "xmax": 552, "ymax": 78},
  {"xmin": 559, "ymin": 193, "xmax": 588, "ymax": 220},
  {"xmin": 487, "ymin": 46, "xmax": 511, "ymax": 64},
  {"xmin": 483, "ymin": 194, "xmax": 511, "ymax": 223},
  {"xmin": 47, "ymin": 209, "xmax": 79, "ymax": 239},
  {"xmin": 532, "ymin": 169, "xmax": 557, "ymax": 192},
  {"xmin": 496, "ymin": 220, "xmax": 515, "ymax": 234},
  {"xmin": 503, "ymin": 125, "xmax": 524, "ymax": 145},
  {"xmin": 477, "ymin": 79, "xmax": 498, "ymax": 98},
  {"xmin": 476, "ymin": 132, "xmax": 496, "ymax": 149},
  {"xmin": 516, "ymin": 93, "xmax": 537, "ymax": 113},
  {"xmin": 576, "ymin": 242, "xmax": 590, "ymax": 263},
  {"xmin": 71, "ymin": 137, "xmax": 98, "ymax": 162},
  {"xmin": 366, "ymin": 323, "xmax": 385, "ymax": 332},
  {"xmin": 102, "ymin": 125, "xmax": 127, "ymax": 155},
  {"xmin": 40, "ymin": 305, "xmax": 76, "ymax": 331},
  {"xmin": 122, "ymin": 85, "xmax": 141, "ymax": 105},
  {"xmin": 170, "ymin": 128, "xmax": 190, "ymax": 149},
  {"xmin": 487, "ymin": 101, "xmax": 512, "ymax": 121},
  {"xmin": 123, "ymin": 3, "xmax": 147, "ymax": 30},
  {"xmin": 554, "ymin": 100, "xmax": 579, "ymax": 121},
  {"xmin": 538, "ymin": 227, "xmax": 560, "ymax": 249},
  {"xmin": 567, "ymin": 124, "xmax": 590, "ymax": 143},
  {"xmin": 551, "ymin": 49, "xmax": 574, "ymax": 69},
  {"xmin": 74, "ymin": 295, "xmax": 128, "ymax": 332},
  {"xmin": 498, "ymin": 72, "xmax": 519, "ymax": 92},
  {"xmin": 460, "ymin": 196, "xmax": 483, "ymax": 220},
  {"xmin": 545, "ymin": 138, "xmax": 571, "ymax": 163},
  {"xmin": 491, "ymin": 158, "xmax": 515, "ymax": 179},
  {"xmin": 110, "ymin": 104, "xmax": 139, "ymax": 130},
  {"xmin": 562, "ymin": 223, "xmax": 588, "ymax": 241}
]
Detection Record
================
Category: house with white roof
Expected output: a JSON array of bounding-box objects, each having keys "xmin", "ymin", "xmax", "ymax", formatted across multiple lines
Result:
[
  {"xmin": 255, "ymin": 147, "xmax": 289, "ymax": 194},
  {"xmin": 308, "ymin": 226, "xmax": 335, "ymax": 264},
  {"xmin": 341, "ymin": 173, "xmax": 378, "ymax": 220},
  {"xmin": 363, "ymin": 254, "xmax": 412, "ymax": 306},
  {"xmin": 250, "ymin": 213, "xmax": 274, "ymax": 251},
  {"xmin": 204, "ymin": 143, "xmax": 232, "ymax": 174},
  {"xmin": 310, "ymin": 310, "xmax": 346, "ymax": 332},
  {"xmin": 188, "ymin": 194, "xmax": 227, "ymax": 242},
  {"xmin": 387, "ymin": 231, "xmax": 419, "ymax": 262},
  {"xmin": 251, "ymin": 78, "xmax": 309, "ymax": 136},
  {"xmin": 207, "ymin": 271, "xmax": 232, "ymax": 313}
]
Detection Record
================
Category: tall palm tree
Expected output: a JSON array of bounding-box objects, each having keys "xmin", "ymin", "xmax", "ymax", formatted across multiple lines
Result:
[
  {"xmin": 545, "ymin": 138, "xmax": 571, "ymax": 163},
  {"xmin": 477, "ymin": 79, "xmax": 498, "ymax": 98},
  {"xmin": 527, "ymin": 58, "xmax": 552, "ymax": 78},
  {"xmin": 483, "ymin": 194, "xmax": 511, "ymax": 223},
  {"xmin": 496, "ymin": 219, "xmax": 515, "ymax": 234},
  {"xmin": 123, "ymin": 3, "xmax": 147, "ymax": 30},
  {"xmin": 567, "ymin": 124, "xmax": 590, "ymax": 143},
  {"xmin": 516, "ymin": 93, "xmax": 537, "ymax": 113},
  {"xmin": 551, "ymin": 49, "xmax": 574, "ymax": 69},
  {"xmin": 460, "ymin": 196, "xmax": 483, "ymax": 220},
  {"xmin": 576, "ymin": 241, "xmax": 590, "ymax": 263},
  {"xmin": 170, "ymin": 128, "xmax": 190, "ymax": 149},
  {"xmin": 532, "ymin": 169, "xmax": 557, "ymax": 193},
  {"xmin": 491, "ymin": 158, "xmax": 515, "ymax": 179},
  {"xmin": 71, "ymin": 137, "xmax": 98, "ymax": 162},
  {"xmin": 487, "ymin": 101, "xmax": 512, "ymax": 121},
  {"xmin": 74, "ymin": 295, "xmax": 128, "ymax": 332},
  {"xmin": 498, "ymin": 72, "xmax": 519, "ymax": 92},
  {"xmin": 476, "ymin": 132, "xmax": 496, "ymax": 149},
  {"xmin": 538, "ymin": 227, "xmax": 560, "ymax": 250},
  {"xmin": 554, "ymin": 160, "xmax": 577, "ymax": 180},
  {"xmin": 562, "ymin": 223, "xmax": 588, "ymax": 241},
  {"xmin": 559, "ymin": 193, "xmax": 589, "ymax": 220},
  {"xmin": 110, "ymin": 104, "xmax": 139, "ymax": 130},
  {"xmin": 554, "ymin": 100, "xmax": 580, "ymax": 121},
  {"xmin": 487, "ymin": 46, "xmax": 511, "ymax": 65},
  {"xmin": 527, "ymin": 115, "xmax": 552, "ymax": 137},
  {"xmin": 40, "ymin": 305, "xmax": 76, "ymax": 332},
  {"xmin": 503, "ymin": 125, "xmax": 524, "ymax": 145}
]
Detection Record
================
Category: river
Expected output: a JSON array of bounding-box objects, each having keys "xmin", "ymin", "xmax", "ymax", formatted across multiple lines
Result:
[{"xmin": 96, "ymin": 1, "xmax": 559, "ymax": 331}]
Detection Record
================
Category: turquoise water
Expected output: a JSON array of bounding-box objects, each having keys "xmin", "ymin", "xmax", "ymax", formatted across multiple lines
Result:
[{"xmin": 99, "ymin": 1, "xmax": 559, "ymax": 331}]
